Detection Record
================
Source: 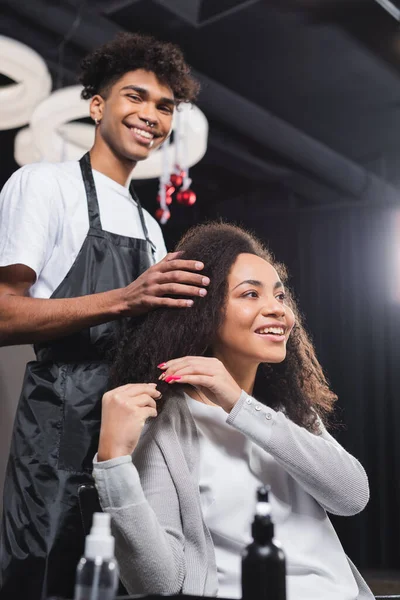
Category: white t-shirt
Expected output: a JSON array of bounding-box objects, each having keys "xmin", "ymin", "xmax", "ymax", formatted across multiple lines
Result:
[
  {"xmin": 0, "ymin": 161, "xmax": 167, "ymax": 299},
  {"xmin": 186, "ymin": 393, "xmax": 359, "ymax": 600}
]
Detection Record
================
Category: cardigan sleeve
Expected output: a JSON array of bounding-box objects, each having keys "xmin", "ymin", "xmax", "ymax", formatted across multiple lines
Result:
[
  {"xmin": 92, "ymin": 442, "xmax": 185, "ymax": 596},
  {"xmin": 227, "ymin": 391, "xmax": 369, "ymax": 516}
]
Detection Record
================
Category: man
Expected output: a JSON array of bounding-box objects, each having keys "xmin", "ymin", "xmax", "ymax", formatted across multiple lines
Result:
[{"xmin": 0, "ymin": 33, "xmax": 208, "ymax": 599}]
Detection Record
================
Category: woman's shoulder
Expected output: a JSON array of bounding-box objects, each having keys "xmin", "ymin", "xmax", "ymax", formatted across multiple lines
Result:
[
  {"xmin": 133, "ymin": 390, "xmax": 199, "ymax": 473},
  {"xmin": 149, "ymin": 390, "xmax": 193, "ymax": 434},
  {"xmin": 137, "ymin": 391, "xmax": 197, "ymax": 445}
]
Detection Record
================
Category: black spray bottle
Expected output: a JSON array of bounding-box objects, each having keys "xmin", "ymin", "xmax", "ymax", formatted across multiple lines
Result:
[{"xmin": 242, "ymin": 485, "xmax": 286, "ymax": 600}]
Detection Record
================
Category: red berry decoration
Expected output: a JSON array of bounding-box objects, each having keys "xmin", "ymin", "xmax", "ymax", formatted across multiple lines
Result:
[
  {"xmin": 155, "ymin": 208, "xmax": 171, "ymax": 222},
  {"xmin": 157, "ymin": 194, "xmax": 172, "ymax": 206},
  {"xmin": 156, "ymin": 184, "xmax": 175, "ymax": 206},
  {"xmin": 176, "ymin": 189, "xmax": 196, "ymax": 206},
  {"xmin": 170, "ymin": 173, "xmax": 183, "ymax": 188}
]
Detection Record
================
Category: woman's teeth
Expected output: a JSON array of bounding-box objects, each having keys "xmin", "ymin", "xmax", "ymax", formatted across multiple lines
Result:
[{"xmin": 257, "ymin": 327, "xmax": 284, "ymax": 335}]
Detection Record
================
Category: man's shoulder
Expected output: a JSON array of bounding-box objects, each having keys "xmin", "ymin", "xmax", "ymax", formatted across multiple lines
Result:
[{"xmin": 5, "ymin": 160, "xmax": 82, "ymax": 190}]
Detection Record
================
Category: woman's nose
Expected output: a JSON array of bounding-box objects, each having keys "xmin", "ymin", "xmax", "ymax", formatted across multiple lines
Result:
[{"xmin": 262, "ymin": 298, "xmax": 286, "ymax": 317}]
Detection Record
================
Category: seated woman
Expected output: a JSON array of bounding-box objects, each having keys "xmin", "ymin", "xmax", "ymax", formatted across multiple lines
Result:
[{"xmin": 93, "ymin": 222, "xmax": 373, "ymax": 600}]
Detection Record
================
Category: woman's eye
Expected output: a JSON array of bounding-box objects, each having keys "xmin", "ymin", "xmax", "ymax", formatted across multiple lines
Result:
[
  {"xmin": 276, "ymin": 293, "xmax": 286, "ymax": 302},
  {"xmin": 243, "ymin": 290, "xmax": 259, "ymax": 298}
]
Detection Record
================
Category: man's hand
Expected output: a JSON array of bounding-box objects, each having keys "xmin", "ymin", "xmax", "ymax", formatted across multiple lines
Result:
[
  {"xmin": 97, "ymin": 383, "xmax": 161, "ymax": 461},
  {"xmin": 120, "ymin": 252, "xmax": 210, "ymax": 316},
  {"xmin": 158, "ymin": 356, "xmax": 242, "ymax": 413},
  {"xmin": 0, "ymin": 254, "xmax": 209, "ymax": 346}
]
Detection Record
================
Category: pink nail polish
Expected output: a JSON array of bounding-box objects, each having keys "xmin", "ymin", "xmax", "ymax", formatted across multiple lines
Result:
[
  {"xmin": 157, "ymin": 363, "xmax": 167, "ymax": 369},
  {"xmin": 165, "ymin": 376, "xmax": 181, "ymax": 383}
]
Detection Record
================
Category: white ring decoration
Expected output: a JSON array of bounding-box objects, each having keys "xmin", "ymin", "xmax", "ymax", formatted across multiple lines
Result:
[
  {"xmin": 29, "ymin": 85, "xmax": 93, "ymax": 162},
  {"xmin": 0, "ymin": 36, "xmax": 52, "ymax": 130},
  {"xmin": 14, "ymin": 84, "xmax": 208, "ymax": 180}
]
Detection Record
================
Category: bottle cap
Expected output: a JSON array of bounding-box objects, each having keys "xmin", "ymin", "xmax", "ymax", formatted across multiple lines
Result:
[
  {"xmin": 84, "ymin": 512, "xmax": 115, "ymax": 560},
  {"xmin": 257, "ymin": 486, "xmax": 270, "ymax": 502},
  {"xmin": 256, "ymin": 485, "xmax": 272, "ymax": 517}
]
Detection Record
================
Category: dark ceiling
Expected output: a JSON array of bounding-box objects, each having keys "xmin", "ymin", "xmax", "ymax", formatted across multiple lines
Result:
[{"xmin": 2, "ymin": 0, "xmax": 400, "ymax": 239}]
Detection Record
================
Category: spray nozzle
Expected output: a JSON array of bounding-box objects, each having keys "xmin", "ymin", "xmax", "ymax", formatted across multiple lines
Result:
[
  {"xmin": 91, "ymin": 512, "xmax": 111, "ymax": 534},
  {"xmin": 84, "ymin": 512, "xmax": 115, "ymax": 560},
  {"xmin": 257, "ymin": 486, "xmax": 270, "ymax": 503},
  {"xmin": 255, "ymin": 486, "xmax": 272, "ymax": 518}
]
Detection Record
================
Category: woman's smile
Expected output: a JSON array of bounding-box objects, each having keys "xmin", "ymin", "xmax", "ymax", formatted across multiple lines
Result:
[{"xmin": 213, "ymin": 253, "xmax": 295, "ymax": 366}]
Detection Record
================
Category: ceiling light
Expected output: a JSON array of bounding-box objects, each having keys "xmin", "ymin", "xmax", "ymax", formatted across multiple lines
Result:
[{"xmin": 374, "ymin": 0, "xmax": 400, "ymax": 21}]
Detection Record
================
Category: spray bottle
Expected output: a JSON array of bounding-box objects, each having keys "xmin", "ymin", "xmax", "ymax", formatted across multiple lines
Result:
[{"xmin": 74, "ymin": 512, "xmax": 119, "ymax": 600}]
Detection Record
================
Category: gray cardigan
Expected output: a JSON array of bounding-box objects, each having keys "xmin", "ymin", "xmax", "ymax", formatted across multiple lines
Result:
[{"xmin": 93, "ymin": 390, "xmax": 374, "ymax": 599}]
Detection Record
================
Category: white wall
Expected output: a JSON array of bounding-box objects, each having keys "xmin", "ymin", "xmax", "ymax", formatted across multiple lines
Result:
[{"xmin": 0, "ymin": 345, "xmax": 35, "ymax": 513}]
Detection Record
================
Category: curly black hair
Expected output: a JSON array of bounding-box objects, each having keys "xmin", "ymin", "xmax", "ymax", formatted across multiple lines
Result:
[
  {"xmin": 79, "ymin": 32, "xmax": 199, "ymax": 103},
  {"xmin": 110, "ymin": 222, "xmax": 337, "ymax": 433}
]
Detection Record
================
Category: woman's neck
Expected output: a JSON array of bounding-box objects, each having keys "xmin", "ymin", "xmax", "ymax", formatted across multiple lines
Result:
[
  {"xmin": 89, "ymin": 138, "xmax": 136, "ymax": 186},
  {"xmin": 213, "ymin": 349, "xmax": 258, "ymax": 396}
]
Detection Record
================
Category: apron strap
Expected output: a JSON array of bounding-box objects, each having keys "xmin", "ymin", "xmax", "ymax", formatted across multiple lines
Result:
[
  {"xmin": 79, "ymin": 152, "xmax": 102, "ymax": 230},
  {"xmin": 129, "ymin": 183, "xmax": 157, "ymax": 262},
  {"xmin": 79, "ymin": 152, "xmax": 157, "ymax": 262}
]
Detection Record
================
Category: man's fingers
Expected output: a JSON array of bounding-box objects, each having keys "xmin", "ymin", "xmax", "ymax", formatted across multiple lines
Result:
[
  {"xmin": 158, "ymin": 258, "xmax": 205, "ymax": 274},
  {"xmin": 157, "ymin": 283, "xmax": 207, "ymax": 298},
  {"xmin": 164, "ymin": 251, "xmax": 183, "ymax": 261},
  {"xmin": 159, "ymin": 269, "xmax": 210, "ymax": 287},
  {"xmin": 151, "ymin": 297, "xmax": 194, "ymax": 308}
]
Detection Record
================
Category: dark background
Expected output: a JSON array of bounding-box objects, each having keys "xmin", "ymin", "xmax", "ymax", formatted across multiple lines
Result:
[{"xmin": 1, "ymin": 0, "xmax": 400, "ymax": 575}]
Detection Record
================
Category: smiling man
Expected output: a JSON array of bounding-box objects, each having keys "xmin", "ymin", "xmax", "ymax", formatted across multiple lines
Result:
[{"xmin": 0, "ymin": 33, "xmax": 206, "ymax": 600}]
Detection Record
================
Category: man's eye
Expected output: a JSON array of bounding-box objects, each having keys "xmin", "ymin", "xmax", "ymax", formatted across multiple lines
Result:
[{"xmin": 128, "ymin": 95, "xmax": 141, "ymax": 101}]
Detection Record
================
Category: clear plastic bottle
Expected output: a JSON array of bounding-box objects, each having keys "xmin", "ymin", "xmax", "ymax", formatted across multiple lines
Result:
[{"xmin": 74, "ymin": 512, "xmax": 119, "ymax": 600}]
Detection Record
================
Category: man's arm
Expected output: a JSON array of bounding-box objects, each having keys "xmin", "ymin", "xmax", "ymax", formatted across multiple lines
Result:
[{"xmin": 0, "ymin": 254, "xmax": 209, "ymax": 347}]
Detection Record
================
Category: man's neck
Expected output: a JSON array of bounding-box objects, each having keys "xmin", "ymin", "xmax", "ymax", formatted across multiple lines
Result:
[{"xmin": 89, "ymin": 139, "xmax": 137, "ymax": 186}]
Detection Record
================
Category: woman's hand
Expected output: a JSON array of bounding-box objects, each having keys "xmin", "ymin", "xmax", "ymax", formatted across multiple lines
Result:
[
  {"xmin": 159, "ymin": 357, "xmax": 242, "ymax": 413},
  {"xmin": 97, "ymin": 383, "xmax": 160, "ymax": 462}
]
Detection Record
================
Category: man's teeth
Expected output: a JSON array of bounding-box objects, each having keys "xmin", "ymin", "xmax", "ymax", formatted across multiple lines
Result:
[
  {"xmin": 133, "ymin": 127, "xmax": 153, "ymax": 140},
  {"xmin": 257, "ymin": 327, "xmax": 285, "ymax": 335}
]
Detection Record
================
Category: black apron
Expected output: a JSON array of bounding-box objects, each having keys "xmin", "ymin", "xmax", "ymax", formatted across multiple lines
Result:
[{"xmin": 0, "ymin": 153, "xmax": 155, "ymax": 600}]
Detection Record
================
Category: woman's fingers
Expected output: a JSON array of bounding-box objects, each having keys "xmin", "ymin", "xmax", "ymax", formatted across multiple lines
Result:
[
  {"xmin": 124, "ymin": 384, "xmax": 161, "ymax": 399},
  {"xmin": 141, "ymin": 406, "xmax": 158, "ymax": 421},
  {"xmin": 104, "ymin": 383, "xmax": 160, "ymax": 398},
  {"xmin": 159, "ymin": 356, "xmax": 212, "ymax": 370},
  {"xmin": 163, "ymin": 374, "xmax": 214, "ymax": 388},
  {"xmin": 158, "ymin": 356, "xmax": 220, "ymax": 380}
]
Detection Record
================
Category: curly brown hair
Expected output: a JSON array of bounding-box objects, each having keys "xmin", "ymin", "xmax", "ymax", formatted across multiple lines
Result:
[
  {"xmin": 79, "ymin": 32, "xmax": 199, "ymax": 103},
  {"xmin": 110, "ymin": 222, "xmax": 337, "ymax": 433}
]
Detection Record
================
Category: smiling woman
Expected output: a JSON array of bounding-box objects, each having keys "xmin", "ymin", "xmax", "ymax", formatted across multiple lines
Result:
[
  {"xmin": 94, "ymin": 221, "xmax": 374, "ymax": 600},
  {"xmin": 110, "ymin": 221, "xmax": 334, "ymax": 431}
]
